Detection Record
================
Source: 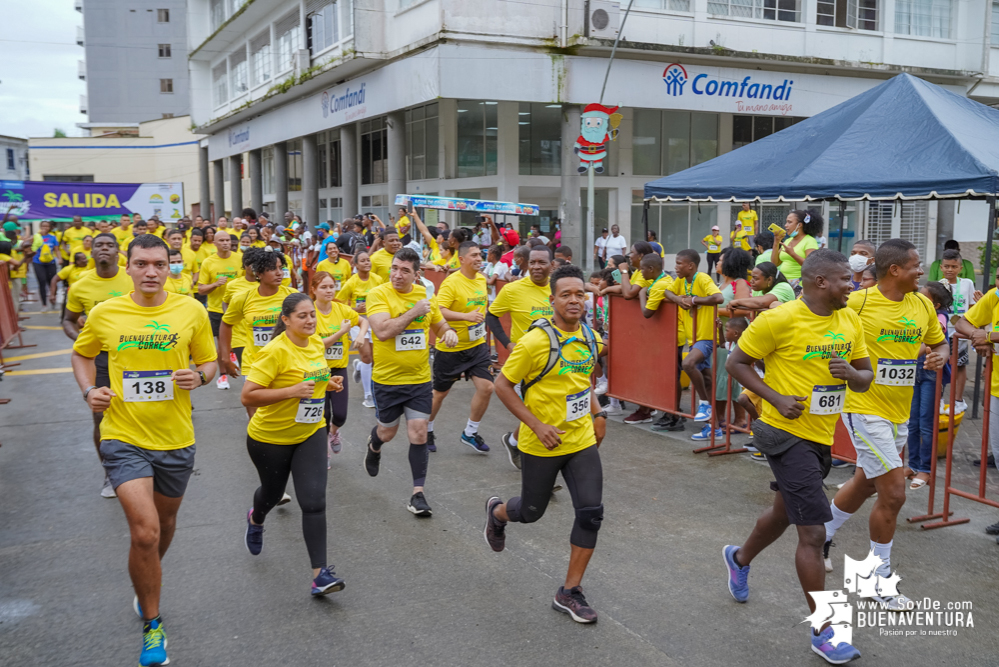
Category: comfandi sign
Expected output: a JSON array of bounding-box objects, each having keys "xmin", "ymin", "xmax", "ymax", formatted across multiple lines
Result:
[
  {"xmin": 661, "ymin": 63, "xmax": 795, "ymax": 115},
  {"xmin": 0, "ymin": 180, "xmax": 185, "ymax": 221},
  {"xmin": 228, "ymin": 125, "xmax": 250, "ymax": 148},
  {"xmin": 321, "ymin": 83, "xmax": 367, "ymax": 123}
]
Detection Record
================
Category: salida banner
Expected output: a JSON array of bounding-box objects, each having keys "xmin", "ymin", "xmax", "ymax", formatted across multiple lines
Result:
[{"xmin": 0, "ymin": 180, "xmax": 185, "ymax": 221}]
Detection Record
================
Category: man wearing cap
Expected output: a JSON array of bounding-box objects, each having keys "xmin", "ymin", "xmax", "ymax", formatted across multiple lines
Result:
[
  {"xmin": 594, "ymin": 228, "xmax": 609, "ymax": 269},
  {"xmin": 702, "ymin": 225, "xmax": 723, "ymax": 279},
  {"xmin": 3, "ymin": 215, "xmax": 22, "ymax": 236}
]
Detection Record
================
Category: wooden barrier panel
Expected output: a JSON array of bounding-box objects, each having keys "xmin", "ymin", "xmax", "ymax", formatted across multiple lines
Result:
[
  {"xmin": 0, "ymin": 265, "xmax": 20, "ymax": 351},
  {"xmin": 831, "ymin": 419, "xmax": 857, "ymax": 464},
  {"xmin": 605, "ymin": 295, "xmax": 681, "ymax": 413}
]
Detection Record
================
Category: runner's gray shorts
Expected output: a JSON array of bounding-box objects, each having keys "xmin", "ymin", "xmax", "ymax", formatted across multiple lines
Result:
[
  {"xmin": 842, "ymin": 413, "xmax": 907, "ymax": 479},
  {"xmin": 100, "ymin": 439, "xmax": 196, "ymax": 498}
]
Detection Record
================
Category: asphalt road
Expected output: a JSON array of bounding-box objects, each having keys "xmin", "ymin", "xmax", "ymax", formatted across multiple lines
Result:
[{"xmin": 2, "ymin": 311, "xmax": 998, "ymax": 667}]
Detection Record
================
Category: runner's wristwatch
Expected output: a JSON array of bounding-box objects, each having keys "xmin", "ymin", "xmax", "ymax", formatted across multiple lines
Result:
[
  {"xmin": 198, "ymin": 371, "xmax": 208, "ymax": 386},
  {"xmin": 83, "ymin": 385, "xmax": 97, "ymax": 401}
]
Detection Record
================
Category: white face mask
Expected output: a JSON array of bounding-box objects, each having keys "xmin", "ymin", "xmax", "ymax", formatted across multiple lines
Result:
[{"xmin": 848, "ymin": 254, "xmax": 870, "ymax": 272}]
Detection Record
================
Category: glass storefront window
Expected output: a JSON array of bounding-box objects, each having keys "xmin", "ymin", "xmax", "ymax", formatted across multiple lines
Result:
[
  {"xmin": 406, "ymin": 103, "xmax": 439, "ymax": 181},
  {"xmin": 361, "ymin": 118, "xmax": 387, "ymax": 185},
  {"xmin": 518, "ymin": 103, "xmax": 562, "ymax": 176},
  {"xmin": 457, "ymin": 101, "xmax": 498, "ymax": 178},
  {"xmin": 632, "ymin": 110, "xmax": 718, "ymax": 176}
]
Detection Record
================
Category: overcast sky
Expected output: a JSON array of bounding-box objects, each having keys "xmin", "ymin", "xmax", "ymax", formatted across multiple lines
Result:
[{"xmin": 1, "ymin": 1, "xmax": 87, "ymax": 139}]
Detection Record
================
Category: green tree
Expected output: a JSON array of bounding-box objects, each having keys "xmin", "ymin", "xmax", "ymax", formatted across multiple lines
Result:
[{"xmin": 53, "ymin": 128, "xmax": 67, "ymax": 138}]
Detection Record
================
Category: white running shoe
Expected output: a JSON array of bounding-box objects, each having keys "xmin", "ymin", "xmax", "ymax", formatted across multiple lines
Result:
[
  {"xmin": 277, "ymin": 492, "xmax": 292, "ymax": 506},
  {"xmin": 352, "ymin": 359, "xmax": 361, "ymax": 384},
  {"xmin": 217, "ymin": 374, "xmax": 230, "ymax": 390},
  {"xmin": 362, "ymin": 396, "xmax": 375, "ymax": 409},
  {"xmin": 594, "ymin": 377, "xmax": 608, "ymax": 396},
  {"xmin": 101, "ymin": 476, "xmax": 117, "ymax": 498},
  {"xmin": 230, "ymin": 351, "xmax": 239, "ymax": 371}
]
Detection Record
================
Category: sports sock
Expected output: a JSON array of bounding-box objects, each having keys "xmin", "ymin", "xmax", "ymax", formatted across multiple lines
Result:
[
  {"xmin": 409, "ymin": 443, "xmax": 428, "ymax": 487},
  {"xmin": 359, "ymin": 361, "xmax": 373, "ymax": 398},
  {"xmin": 464, "ymin": 419, "xmax": 480, "ymax": 437},
  {"xmin": 509, "ymin": 432, "xmax": 518, "ymax": 448},
  {"xmin": 824, "ymin": 501, "xmax": 853, "ymax": 542},
  {"xmin": 369, "ymin": 426, "xmax": 383, "ymax": 452},
  {"xmin": 427, "ymin": 420, "xmax": 435, "ymax": 433},
  {"xmin": 871, "ymin": 539, "xmax": 893, "ymax": 578}
]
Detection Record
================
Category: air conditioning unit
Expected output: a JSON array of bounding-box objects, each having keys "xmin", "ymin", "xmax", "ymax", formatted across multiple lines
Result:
[{"xmin": 588, "ymin": 0, "xmax": 620, "ymax": 39}]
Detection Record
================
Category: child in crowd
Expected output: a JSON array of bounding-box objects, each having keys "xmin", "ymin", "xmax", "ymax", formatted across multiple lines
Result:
[
  {"xmin": 859, "ymin": 263, "xmax": 877, "ymax": 289},
  {"xmin": 907, "ymin": 281, "xmax": 953, "ymax": 490},
  {"xmin": 939, "ymin": 249, "xmax": 982, "ymax": 413},
  {"xmin": 693, "ymin": 317, "xmax": 750, "ymax": 441}
]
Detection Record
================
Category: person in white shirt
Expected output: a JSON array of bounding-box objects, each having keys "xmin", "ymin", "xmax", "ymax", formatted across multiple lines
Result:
[
  {"xmin": 594, "ymin": 228, "xmax": 609, "ymax": 268},
  {"xmin": 940, "ymin": 248, "xmax": 983, "ymax": 413},
  {"xmin": 485, "ymin": 245, "xmax": 509, "ymax": 303},
  {"xmin": 604, "ymin": 224, "xmax": 628, "ymax": 258}
]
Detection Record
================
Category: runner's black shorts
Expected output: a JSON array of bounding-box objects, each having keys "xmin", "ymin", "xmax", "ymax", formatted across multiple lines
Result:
[
  {"xmin": 372, "ymin": 380, "xmax": 433, "ymax": 427},
  {"xmin": 432, "ymin": 343, "xmax": 493, "ymax": 392},
  {"xmin": 754, "ymin": 421, "xmax": 832, "ymax": 526},
  {"xmin": 209, "ymin": 311, "xmax": 222, "ymax": 337}
]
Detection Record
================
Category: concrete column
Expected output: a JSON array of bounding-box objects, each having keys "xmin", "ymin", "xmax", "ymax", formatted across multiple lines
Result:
[
  {"xmin": 248, "ymin": 148, "xmax": 263, "ymax": 215},
  {"xmin": 199, "ymin": 146, "xmax": 210, "ymax": 220},
  {"xmin": 560, "ymin": 104, "xmax": 583, "ymax": 265},
  {"xmin": 302, "ymin": 134, "xmax": 319, "ymax": 226},
  {"xmin": 387, "ymin": 111, "xmax": 407, "ymax": 212},
  {"xmin": 340, "ymin": 123, "xmax": 358, "ymax": 217},
  {"xmin": 229, "ymin": 154, "xmax": 243, "ymax": 217},
  {"xmin": 213, "ymin": 159, "xmax": 225, "ymax": 220},
  {"xmin": 274, "ymin": 141, "xmax": 288, "ymax": 219}
]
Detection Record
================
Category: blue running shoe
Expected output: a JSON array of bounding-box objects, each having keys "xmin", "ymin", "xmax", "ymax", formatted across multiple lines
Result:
[
  {"xmin": 139, "ymin": 617, "xmax": 168, "ymax": 666},
  {"xmin": 461, "ymin": 432, "xmax": 489, "ymax": 454},
  {"xmin": 311, "ymin": 566, "xmax": 346, "ymax": 596},
  {"xmin": 245, "ymin": 509, "xmax": 264, "ymax": 556},
  {"xmin": 723, "ymin": 545, "xmax": 750, "ymax": 602},
  {"xmin": 691, "ymin": 425, "xmax": 725, "ymax": 441},
  {"xmin": 694, "ymin": 401, "xmax": 712, "ymax": 422},
  {"xmin": 810, "ymin": 624, "xmax": 861, "ymax": 664}
]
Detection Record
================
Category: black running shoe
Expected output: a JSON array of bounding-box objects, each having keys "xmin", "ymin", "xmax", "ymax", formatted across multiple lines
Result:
[
  {"xmin": 665, "ymin": 417, "xmax": 687, "ymax": 432},
  {"xmin": 502, "ymin": 432, "xmax": 522, "ymax": 470},
  {"xmin": 552, "ymin": 586, "xmax": 598, "ymax": 624},
  {"xmin": 483, "ymin": 496, "xmax": 506, "ymax": 552},
  {"xmin": 650, "ymin": 414, "xmax": 677, "ymax": 432},
  {"xmin": 985, "ymin": 521, "xmax": 999, "ymax": 536},
  {"xmin": 427, "ymin": 431, "xmax": 437, "ymax": 453},
  {"xmin": 407, "ymin": 491, "xmax": 432, "ymax": 517},
  {"xmin": 365, "ymin": 439, "xmax": 381, "ymax": 477}
]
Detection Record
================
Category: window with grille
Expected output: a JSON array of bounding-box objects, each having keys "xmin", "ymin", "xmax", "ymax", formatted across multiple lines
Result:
[
  {"xmin": 634, "ymin": 0, "xmax": 692, "ymax": 11},
  {"xmin": 817, "ymin": 0, "xmax": 878, "ymax": 29},
  {"xmin": 707, "ymin": 0, "xmax": 801, "ymax": 22},
  {"xmin": 308, "ymin": 1, "xmax": 339, "ymax": 55},
  {"xmin": 160, "ymin": 78, "xmax": 173, "ymax": 93},
  {"xmin": 865, "ymin": 201, "xmax": 895, "ymax": 247},
  {"xmin": 899, "ymin": 201, "xmax": 928, "ymax": 259},
  {"xmin": 276, "ymin": 11, "xmax": 301, "ymax": 73},
  {"xmin": 230, "ymin": 50, "xmax": 248, "ymax": 96},
  {"xmin": 895, "ymin": 0, "xmax": 951, "ymax": 37},
  {"xmin": 288, "ymin": 140, "xmax": 303, "ymax": 191},
  {"xmin": 251, "ymin": 31, "xmax": 271, "ymax": 86},
  {"xmin": 212, "ymin": 62, "xmax": 228, "ymax": 107},
  {"xmin": 406, "ymin": 103, "xmax": 439, "ymax": 180},
  {"xmin": 6, "ymin": 149, "xmax": 14, "ymax": 171},
  {"xmin": 158, "ymin": 43, "xmax": 171, "ymax": 58},
  {"xmin": 157, "ymin": 8, "xmax": 169, "ymax": 22},
  {"xmin": 361, "ymin": 118, "xmax": 388, "ymax": 185}
]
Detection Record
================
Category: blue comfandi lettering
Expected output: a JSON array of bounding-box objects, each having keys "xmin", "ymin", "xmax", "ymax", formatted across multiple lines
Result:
[
  {"xmin": 690, "ymin": 73, "xmax": 793, "ymax": 100},
  {"xmin": 321, "ymin": 83, "xmax": 367, "ymax": 119}
]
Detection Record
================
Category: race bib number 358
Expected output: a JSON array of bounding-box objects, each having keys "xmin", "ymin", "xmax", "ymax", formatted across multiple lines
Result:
[
  {"xmin": 123, "ymin": 370, "xmax": 174, "ymax": 402},
  {"xmin": 809, "ymin": 384, "xmax": 845, "ymax": 415}
]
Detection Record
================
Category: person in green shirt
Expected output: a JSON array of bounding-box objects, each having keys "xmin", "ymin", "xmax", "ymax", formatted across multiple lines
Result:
[
  {"xmin": 770, "ymin": 208, "xmax": 822, "ymax": 285},
  {"xmin": 927, "ymin": 239, "xmax": 976, "ymax": 281},
  {"xmin": 728, "ymin": 261, "xmax": 797, "ymax": 311}
]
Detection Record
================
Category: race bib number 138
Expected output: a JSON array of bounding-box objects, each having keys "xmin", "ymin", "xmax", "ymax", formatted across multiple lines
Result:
[{"xmin": 123, "ymin": 370, "xmax": 174, "ymax": 402}]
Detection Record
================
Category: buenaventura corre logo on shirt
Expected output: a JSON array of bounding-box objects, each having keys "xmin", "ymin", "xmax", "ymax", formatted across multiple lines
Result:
[
  {"xmin": 802, "ymin": 331, "xmax": 853, "ymax": 361},
  {"xmin": 876, "ymin": 317, "xmax": 922, "ymax": 345},
  {"xmin": 529, "ymin": 305, "xmax": 554, "ymax": 319},
  {"xmin": 303, "ymin": 361, "xmax": 330, "ymax": 382},
  {"xmin": 117, "ymin": 320, "xmax": 179, "ymax": 352}
]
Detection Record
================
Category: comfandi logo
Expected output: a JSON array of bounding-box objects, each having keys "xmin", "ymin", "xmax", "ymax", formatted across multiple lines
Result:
[
  {"xmin": 663, "ymin": 64, "xmax": 688, "ymax": 96},
  {"xmin": 229, "ymin": 127, "xmax": 250, "ymax": 147},
  {"xmin": 321, "ymin": 83, "xmax": 366, "ymax": 120},
  {"xmin": 661, "ymin": 64, "xmax": 794, "ymax": 102}
]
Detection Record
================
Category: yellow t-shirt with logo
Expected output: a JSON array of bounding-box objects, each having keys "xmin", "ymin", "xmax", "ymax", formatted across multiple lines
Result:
[
  {"xmin": 670, "ymin": 272, "xmax": 721, "ymax": 343},
  {"xmin": 72, "ymin": 292, "xmax": 216, "ymax": 450},
  {"xmin": 844, "ymin": 287, "xmax": 945, "ymax": 423},
  {"xmin": 737, "ymin": 209, "xmax": 758, "ymax": 236},
  {"xmin": 501, "ymin": 324, "xmax": 604, "ymax": 457},
  {"xmin": 222, "ymin": 285, "xmax": 296, "ymax": 371},
  {"xmin": 488, "ymin": 278, "xmax": 554, "ymax": 345},
  {"xmin": 336, "ymin": 272, "xmax": 385, "ymax": 311},
  {"xmin": 703, "ymin": 234, "xmax": 723, "ymax": 253},
  {"xmin": 367, "ymin": 282, "xmax": 443, "ymax": 385},
  {"xmin": 737, "ymin": 298, "xmax": 868, "ymax": 446},
  {"xmin": 246, "ymin": 333, "xmax": 331, "ymax": 445},
  {"xmin": 316, "ymin": 257, "xmax": 352, "ymax": 290},
  {"xmin": 62, "ymin": 227, "xmax": 93, "ymax": 255},
  {"xmin": 164, "ymin": 274, "xmax": 194, "ymax": 297},
  {"xmin": 369, "ymin": 248, "xmax": 394, "ymax": 283},
  {"xmin": 733, "ymin": 230, "xmax": 752, "ymax": 251},
  {"xmin": 223, "ymin": 277, "xmax": 257, "ymax": 349},
  {"xmin": 111, "ymin": 226, "xmax": 132, "ymax": 246},
  {"xmin": 57, "ymin": 263, "xmax": 90, "ymax": 287},
  {"xmin": 964, "ymin": 288, "xmax": 999, "ymax": 399},
  {"xmin": 195, "ymin": 241, "xmax": 217, "ymax": 268},
  {"xmin": 316, "ymin": 301, "xmax": 360, "ymax": 369},
  {"xmin": 643, "ymin": 273, "xmax": 680, "ymax": 346},
  {"xmin": 197, "ymin": 252, "xmax": 244, "ymax": 313},
  {"xmin": 434, "ymin": 270, "xmax": 488, "ymax": 352},
  {"xmin": 66, "ymin": 268, "xmax": 135, "ymax": 316},
  {"xmin": 181, "ymin": 246, "xmax": 200, "ymax": 278}
]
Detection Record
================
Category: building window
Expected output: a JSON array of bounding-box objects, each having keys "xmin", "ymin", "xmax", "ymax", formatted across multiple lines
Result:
[
  {"xmin": 895, "ymin": 0, "xmax": 951, "ymax": 37},
  {"xmin": 251, "ymin": 31, "xmax": 271, "ymax": 86},
  {"xmin": 361, "ymin": 118, "xmax": 388, "ymax": 185},
  {"xmin": 632, "ymin": 109, "xmax": 718, "ymax": 177},
  {"xmin": 160, "ymin": 78, "xmax": 174, "ymax": 93},
  {"xmin": 318, "ymin": 131, "xmax": 328, "ymax": 188},
  {"xmin": 456, "ymin": 101, "xmax": 498, "ymax": 178},
  {"xmin": 275, "ymin": 11, "xmax": 302, "ymax": 73},
  {"xmin": 732, "ymin": 114, "xmax": 804, "ymax": 149},
  {"xmin": 158, "ymin": 43, "xmax": 172, "ymax": 58},
  {"xmin": 157, "ymin": 8, "xmax": 169, "ymax": 22},
  {"xmin": 632, "ymin": 195, "xmax": 718, "ymax": 253},
  {"xmin": 517, "ymin": 103, "xmax": 562, "ymax": 176},
  {"xmin": 406, "ymin": 103, "xmax": 439, "ymax": 181},
  {"xmin": 212, "ymin": 63, "xmax": 228, "ymax": 106},
  {"xmin": 6, "ymin": 149, "xmax": 14, "ymax": 171},
  {"xmin": 329, "ymin": 135, "xmax": 342, "ymax": 187},
  {"xmin": 288, "ymin": 140, "xmax": 303, "ymax": 191},
  {"xmin": 162, "ymin": 113, "xmax": 175, "ymax": 119},
  {"xmin": 230, "ymin": 50, "xmax": 248, "ymax": 96},
  {"xmin": 634, "ymin": 0, "xmax": 692, "ymax": 11},
  {"xmin": 707, "ymin": 0, "xmax": 801, "ymax": 22},
  {"xmin": 308, "ymin": 2, "xmax": 340, "ymax": 55},
  {"xmin": 262, "ymin": 147, "xmax": 274, "ymax": 194},
  {"xmin": 817, "ymin": 0, "xmax": 878, "ymax": 29}
]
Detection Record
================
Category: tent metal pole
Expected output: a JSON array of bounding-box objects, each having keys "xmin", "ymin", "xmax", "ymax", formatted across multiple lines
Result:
[
  {"xmin": 642, "ymin": 199, "xmax": 650, "ymax": 242},
  {"xmin": 972, "ymin": 194, "xmax": 997, "ymax": 420},
  {"xmin": 837, "ymin": 200, "xmax": 846, "ymax": 252}
]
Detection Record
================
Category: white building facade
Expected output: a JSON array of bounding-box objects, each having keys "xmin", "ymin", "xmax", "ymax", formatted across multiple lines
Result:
[
  {"xmin": 0, "ymin": 136, "xmax": 30, "ymax": 182},
  {"xmin": 188, "ymin": 0, "xmax": 998, "ymax": 264}
]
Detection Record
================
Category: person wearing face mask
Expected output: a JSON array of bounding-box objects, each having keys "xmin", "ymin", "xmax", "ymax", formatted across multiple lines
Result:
[
  {"xmin": 238, "ymin": 233, "xmax": 253, "ymax": 255},
  {"xmin": 164, "ymin": 248, "xmax": 193, "ymax": 297},
  {"xmin": 848, "ymin": 240, "xmax": 876, "ymax": 291},
  {"xmin": 770, "ymin": 208, "xmax": 823, "ymax": 291}
]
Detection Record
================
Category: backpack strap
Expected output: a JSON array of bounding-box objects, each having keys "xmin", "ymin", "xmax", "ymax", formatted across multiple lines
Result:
[{"xmin": 521, "ymin": 318, "xmax": 560, "ymax": 397}]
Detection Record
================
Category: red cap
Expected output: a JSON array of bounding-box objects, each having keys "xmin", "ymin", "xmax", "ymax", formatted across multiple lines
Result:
[{"xmin": 500, "ymin": 228, "xmax": 520, "ymax": 246}]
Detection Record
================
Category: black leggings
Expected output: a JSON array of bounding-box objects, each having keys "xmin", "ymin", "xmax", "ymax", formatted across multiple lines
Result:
[
  {"xmin": 246, "ymin": 429, "xmax": 328, "ymax": 568},
  {"xmin": 34, "ymin": 262, "xmax": 58, "ymax": 306},
  {"xmin": 505, "ymin": 445, "xmax": 604, "ymax": 549},
  {"xmin": 324, "ymin": 368, "xmax": 349, "ymax": 429}
]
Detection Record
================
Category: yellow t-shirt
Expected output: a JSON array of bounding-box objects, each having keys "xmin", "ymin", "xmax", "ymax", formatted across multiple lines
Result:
[
  {"xmin": 315, "ymin": 257, "xmax": 353, "ymax": 291},
  {"xmin": 643, "ymin": 273, "xmax": 676, "ymax": 309},
  {"xmin": 280, "ymin": 253, "xmax": 292, "ymax": 287},
  {"xmin": 367, "ymin": 282, "xmax": 443, "ymax": 385},
  {"xmin": 222, "ymin": 285, "xmax": 296, "ymax": 371},
  {"xmin": 434, "ymin": 270, "xmax": 488, "ymax": 352},
  {"xmin": 737, "ymin": 209, "xmax": 758, "ymax": 236},
  {"xmin": 488, "ymin": 277, "xmax": 554, "ymax": 345},
  {"xmin": 395, "ymin": 215, "xmax": 411, "ymax": 236},
  {"xmin": 425, "ymin": 237, "xmax": 442, "ymax": 263},
  {"xmin": 733, "ymin": 230, "xmax": 752, "ymax": 252},
  {"xmin": 66, "ymin": 268, "xmax": 135, "ymax": 316},
  {"xmin": 181, "ymin": 246, "xmax": 200, "ymax": 278},
  {"xmin": 703, "ymin": 234, "xmax": 723, "ymax": 253},
  {"xmin": 369, "ymin": 248, "xmax": 395, "ymax": 283},
  {"xmin": 501, "ymin": 324, "xmax": 603, "ymax": 458},
  {"xmin": 246, "ymin": 333, "xmax": 331, "ymax": 445},
  {"xmin": 57, "ymin": 263, "xmax": 90, "ymax": 287},
  {"xmin": 72, "ymin": 292, "xmax": 216, "ymax": 450},
  {"xmin": 630, "ymin": 270, "xmax": 655, "ymax": 290},
  {"xmin": 737, "ymin": 298, "xmax": 869, "ymax": 446},
  {"xmin": 197, "ymin": 252, "xmax": 244, "ymax": 313},
  {"xmin": 964, "ymin": 288, "xmax": 999, "ymax": 399},
  {"xmin": 844, "ymin": 287, "xmax": 945, "ymax": 423},
  {"xmin": 195, "ymin": 241, "xmax": 217, "ymax": 267},
  {"xmin": 62, "ymin": 226, "xmax": 93, "ymax": 255},
  {"xmin": 164, "ymin": 274, "xmax": 194, "ymax": 297},
  {"xmin": 10, "ymin": 250, "xmax": 27, "ymax": 278},
  {"xmin": 250, "ymin": 240, "xmax": 266, "ymax": 249},
  {"xmin": 670, "ymin": 272, "xmax": 721, "ymax": 343},
  {"xmin": 336, "ymin": 272, "xmax": 384, "ymax": 311},
  {"xmin": 148, "ymin": 226, "xmax": 165, "ymax": 238},
  {"xmin": 111, "ymin": 226, "xmax": 132, "ymax": 246},
  {"xmin": 223, "ymin": 277, "xmax": 257, "ymax": 349},
  {"xmin": 316, "ymin": 301, "xmax": 361, "ymax": 369}
]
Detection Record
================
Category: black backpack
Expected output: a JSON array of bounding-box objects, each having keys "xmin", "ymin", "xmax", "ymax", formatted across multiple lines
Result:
[{"xmin": 520, "ymin": 318, "xmax": 600, "ymax": 397}]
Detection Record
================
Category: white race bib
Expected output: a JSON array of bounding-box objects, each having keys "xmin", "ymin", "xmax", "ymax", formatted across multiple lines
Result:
[
  {"xmin": 566, "ymin": 388, "xmax": 591, "ymax": 422},
  {"xmin": 295, "ymin": 398, "xmax": 324, "ymax": 424},
  {"xmin": 468, "ymin": 321, "xmax": 485, "ymax": 341},
  {"xmin": 875, "ymin": 358, "xmax": 916, "ymax": 386},
  {"xmin": 325, "ymin": 341, "xmax": 344, "ymax": 360},
  {"xmin": 123, "ymin": 370, "xmax": 174, "ymax": 402},
  {"xmin": 709, "ymin": 244, "xmax": 719, "ymax": 252},
  {"xmin": 810, "ymin": 384, "xmax": 845, "ymax": 415},
  {"xmin": 252, "ymin": 326, "xmax": 274, "ymax": 347},
  {"xmin": 334, "ymin": 279, "xmax": 342, "ymax": 292},
  {"xmin": 395, "ymin": 329, "xmax": 426, "ymax": 351},
  {"xmin": 282, "ymin": 267, "xmax": 291, "ymax": 280}
]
